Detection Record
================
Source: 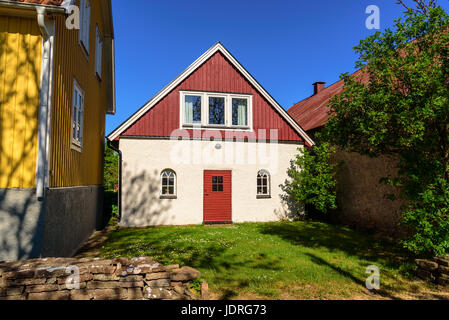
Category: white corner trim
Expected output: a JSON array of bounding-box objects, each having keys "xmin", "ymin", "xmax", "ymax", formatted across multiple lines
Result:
[
  {"xmin": 107, "ymin": 43, "xmax": 315, "ymax": 146},
  {"xmin": 36, "ymin": 8, "xmax": 56, "ymax": 200}
]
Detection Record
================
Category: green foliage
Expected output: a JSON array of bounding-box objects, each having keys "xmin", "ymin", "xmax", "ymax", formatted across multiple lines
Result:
[
  {"xmin": 283, "ymin": 142, "xmax": 339, "ymax": 215},
  {"xmin": 189, "ymin": 277, "xmax": 203, "ymax": 295},
  {"xmin": 104, "ymin": 144, "xmax": 119, "ymax": 192},
  {"xmin": 324, "ymin": 2, "xmax": 449, "ymax": 256}
]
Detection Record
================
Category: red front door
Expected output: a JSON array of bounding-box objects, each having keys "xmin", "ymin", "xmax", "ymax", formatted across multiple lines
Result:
[{"xmin": 203, "ymin": 170, "xmax": 232, "ymax": 223}]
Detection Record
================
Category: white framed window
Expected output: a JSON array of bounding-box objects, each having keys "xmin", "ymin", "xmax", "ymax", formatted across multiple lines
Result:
[
  {"xmin": 95, "ymin": 25, "xmax": 103, "ymax": 79},
  {"xmin": 71, "ymin": 79, "xmax": 85, "ymax": 152},
  {"xmin": 161, "ymin": 169, "xmax": 177, "ymax": 198},
  {"xmin": 79, "ymin": 0, "xmax": 91, "ymax": 55},
  {"xmin": 180, "ymin": 91, "xmax": 252, "ymax": 130},
  {"xmin": 257, "ymin": 170, "xmax": 271, "ymax": 198}
]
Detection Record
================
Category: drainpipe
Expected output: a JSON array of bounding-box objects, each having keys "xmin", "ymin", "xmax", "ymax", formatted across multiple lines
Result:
[
  {"xmin": 107, "ymin": 140, "xmax": 122, "ymax": 222},
  {"xmin": 36, "ymin": 8, "xmax": 55, "ymax": 200}
]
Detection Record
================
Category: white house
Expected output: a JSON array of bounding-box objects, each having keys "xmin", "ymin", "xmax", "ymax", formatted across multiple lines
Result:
[{"xmin": 107, "ymin": 43, "xmax": 314, "ymax": 227}]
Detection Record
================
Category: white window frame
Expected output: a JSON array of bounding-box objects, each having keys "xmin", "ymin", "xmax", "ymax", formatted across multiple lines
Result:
[
  {"xmin": 79, "ymin": 0, "xmax": 91, "ymax": 57},
  {"xmin": 95, "ymin": 25, "xmax": 103, "ymax": 79},
  {"xmin": 179, "ymin": 91, "xmax": 253, "ymax": 131},
  {"xmin": 257, "ymin": 170, "xmax": 271, "ymax": 198},
  {"xmin": 160, "ymin": 169, "xmax": 177, "ymax": 199},
  {"xmin": 71, "ymin": 79, "xmax": 85, "ymax": 153}
]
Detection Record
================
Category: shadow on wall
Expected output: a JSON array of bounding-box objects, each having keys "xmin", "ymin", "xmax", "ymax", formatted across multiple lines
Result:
[
  {"xmin": 276, "ymin": 160, "xmax": 305, "ymax": 221},
  {"xmin": 0, "ymin": 20, "xmax": 45, "ymax": 261},
  {"xmin": 121, "ymin": 166, "xmax": 172, "ymax": 227}
]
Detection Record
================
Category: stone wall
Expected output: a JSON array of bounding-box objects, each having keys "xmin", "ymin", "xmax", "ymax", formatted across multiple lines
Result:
[
  {"xmin": 332, "ymin": 151, "xmax": 407, "ymax": 237},
  {"xmin": 0, "ymin": 257, "xmax": 204, "ymax": 300},
  {"xmin": 415, "ymin": 256, "xmax": 449, "ymax": 286}
]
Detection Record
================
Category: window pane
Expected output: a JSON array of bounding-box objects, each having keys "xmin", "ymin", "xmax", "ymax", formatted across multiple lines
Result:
[
  {"xmin": 232, "ymin": 98, "xmax": 248, "ymax": 126},
  {"xmin": 218, "ymin": 185, "xmax": 223, "ymax": 192},
  {"xmin": 218, "ymin": 176, "xmax": 223, "ymax": 184},
  {"xmin": 185, "ymin": 96, "xmax": 202, "ymax": 124},
  {"xmin": 169, "ymin": 186, "xmax": 174, "ymax": 195},
  {"xmin": 209, "ymin": 97, "xmax": 225, "ymax": 125},
  {"xmin": 212, "ymin": 185, "xmax": 217, "ymax": 192},
  {"xmin": 212, "ymin": 176, "xmax": 217, "ymax": 183}
]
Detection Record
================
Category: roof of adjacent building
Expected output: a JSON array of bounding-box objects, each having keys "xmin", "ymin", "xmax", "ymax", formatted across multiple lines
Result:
[
  {"xmin": 287, "ymin": 69, "xmax": 365, "ymax": 132},
  {"xmin": 7, "ymin": 0, "xmax": 63, "ymax": 5}
]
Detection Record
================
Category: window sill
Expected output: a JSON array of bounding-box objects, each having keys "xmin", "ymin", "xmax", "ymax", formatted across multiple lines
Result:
[
  {"xmin": 71, "ymin": 142, "xmax": 83, "ymax": 153},
  {"xmin": 79, "ymin": 41, "xmax": 90, "ymax": 61},
  {"xmin": 257, "ymin": 195, "xmax": 271, "ymax": 199},
  {"xmin": 182, "ymin": 124, "xmax": 251, "ymax": 131},
  {"xmin": 160, "ymin": 195, "xmax": 177, "ymax": 200}
]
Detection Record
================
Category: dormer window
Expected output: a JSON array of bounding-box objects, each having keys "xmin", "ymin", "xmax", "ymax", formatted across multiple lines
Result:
[{"xmin": 180, "ymin": 91, "xmax": 252, "ymax": 130}]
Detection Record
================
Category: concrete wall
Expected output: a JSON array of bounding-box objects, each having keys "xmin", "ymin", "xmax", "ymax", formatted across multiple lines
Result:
[
  {"xmin": 0, "ymin": 186, "xmax": 103, "ymax": 261},
  {"xmin": 332, "ymin": 151, "xmax": 407, "ymax": 236},
  {"xmin": 0, "ymin": 189, "xmax": 45, "ymax": 262},
  {"xmin": 41, "ymin": 186, "xmax": 104, "ymax": 258},
  {"xmin": 119, "ymin": 138, "xmax": 303, "ymax": 227}
]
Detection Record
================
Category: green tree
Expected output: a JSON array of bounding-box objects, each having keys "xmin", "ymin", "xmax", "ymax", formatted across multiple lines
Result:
[
  {"xmin": 283, "ymin": 142, "xmax": 339, "ymax": 216},
  {"xmin": 324, "ymin": 1, "xmax": 449, "ymax": 256},
  {"xmin": 104, "ymin": 144, "xmax": 118, "ymax": 192}
]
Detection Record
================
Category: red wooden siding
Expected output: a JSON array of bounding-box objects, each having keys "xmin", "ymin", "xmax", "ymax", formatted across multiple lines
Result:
[
  {"xmin": 120, "ymin": 52, "xmax": 303, "ymax": 142},
  {"xmin": 203, "ymin": 170, "xmax": 232, "ymax": 222}
]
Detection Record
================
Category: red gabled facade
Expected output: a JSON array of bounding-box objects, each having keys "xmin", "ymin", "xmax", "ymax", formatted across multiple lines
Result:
[{"xmin": 119, "ymin": 51, "xmax": 304, "ymax": 143}]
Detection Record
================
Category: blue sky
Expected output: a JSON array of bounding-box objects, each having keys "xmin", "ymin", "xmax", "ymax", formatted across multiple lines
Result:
[{"xmin": 107, "ymin": 0, "xmax": 449, "ymax": 134}]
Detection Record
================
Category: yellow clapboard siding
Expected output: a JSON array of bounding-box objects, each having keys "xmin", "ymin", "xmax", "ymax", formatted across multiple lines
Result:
[
  {"xmin": 0, "ymin": 16, "xmax": 41, "ymax": 189},
  {"xmin": 50, "ymin": 0, "xmax": 107, "ymax": 188}
]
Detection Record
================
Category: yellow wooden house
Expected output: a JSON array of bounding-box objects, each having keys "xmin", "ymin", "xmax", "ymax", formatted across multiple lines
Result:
[{"xmin": 0, "ymin": 0, "xmax": 115, "ymax": 260}]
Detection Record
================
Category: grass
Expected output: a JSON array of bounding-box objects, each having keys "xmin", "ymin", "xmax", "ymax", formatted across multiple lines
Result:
[{"xmin": 95, "ymin": 221, "xmax": 442, "ymax": 300}]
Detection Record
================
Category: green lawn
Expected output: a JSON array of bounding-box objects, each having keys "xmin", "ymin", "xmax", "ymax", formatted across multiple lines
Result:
[{"xmin": 96, "ymin": 221, "xmax": 440, "ymax": 300}]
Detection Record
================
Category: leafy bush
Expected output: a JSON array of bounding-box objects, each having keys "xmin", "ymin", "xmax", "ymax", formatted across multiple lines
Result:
[{"xmin": 283, "ymin": 142, "xmax": 339, "ymax": 216}]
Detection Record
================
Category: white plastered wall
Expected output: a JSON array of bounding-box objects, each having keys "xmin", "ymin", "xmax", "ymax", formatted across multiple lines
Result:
[{"xmin": 119, "ymin": 138, "xmax": 303, "ymax": 227}]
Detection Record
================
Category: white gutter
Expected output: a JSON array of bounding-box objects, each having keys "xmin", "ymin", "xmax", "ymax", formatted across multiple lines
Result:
[{"xmin": 36, "ymin": 7, "xmax": 55, "ymax": 200}]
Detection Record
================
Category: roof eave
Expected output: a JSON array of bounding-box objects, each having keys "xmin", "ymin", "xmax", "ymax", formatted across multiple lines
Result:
[{"xmin": 0, "ymin": 0, "xmax": 66, "ymax": 17}]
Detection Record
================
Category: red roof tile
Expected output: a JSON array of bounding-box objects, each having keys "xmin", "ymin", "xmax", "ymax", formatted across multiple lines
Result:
[
  {"xmin": 7, "ymin": 0, "xmax": 63, "ymax": 6},
  {"xmin": 288, "ymin": 70, "xmax": 366, "ymax": 131}
]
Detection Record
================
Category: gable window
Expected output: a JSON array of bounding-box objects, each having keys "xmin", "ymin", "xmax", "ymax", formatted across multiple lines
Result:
[
  {"xmin": 180, "ymin": 91, "xmax": 252, "ymax": 129},
  {"xmin": 95, "ymin": 25, "xmax": 103, "ymax": 79},
  {"xmin": 71, "ymin": 79, "xmax": 85, "ymax": 152},
  {"xmin": 79, "ymin": 0, "xmax": 91, "ymax": 55},
  {"xmin": 232, "ymin": 98, "xmax": 248, "ymax": 126},
  {"xmin": 257, "ymin": 170, "xmax": 271, "ymax": 198},
  {"xmin": 208, "ymin": 97, "xmax": 225, "ymax": 125},
  {"xmin": 161, "ymin": 169, "xmax": 177, "ymax": 198},
  {"xmin": 184, "ymin": 95, "xmax": 202, "ymax": 124}
]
